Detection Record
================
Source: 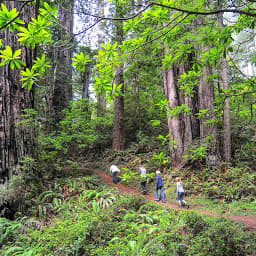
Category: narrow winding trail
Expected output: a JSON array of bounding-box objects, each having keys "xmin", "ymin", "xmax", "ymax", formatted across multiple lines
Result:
[{"xmin": 90, "ymin": 169, "xmax": 256, "ymax": 232}]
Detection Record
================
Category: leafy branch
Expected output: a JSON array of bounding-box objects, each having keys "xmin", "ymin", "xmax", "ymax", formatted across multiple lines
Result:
[
  {"xmin": 0, "ymin": 46, "xmax": 25, "ymax": 69},
  {"xmin": 0, "ymin": 1, "xmax": 32, "ymax": 31}
]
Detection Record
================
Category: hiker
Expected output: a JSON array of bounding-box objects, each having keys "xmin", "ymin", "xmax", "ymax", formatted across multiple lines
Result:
[
  {"xmin": 176, "ymin": 177, "xmax": 189, "ymax": 209},
  {"xmin": 155, "ymin": 170, "xmax": 166, "ymax": 203},
  {"xmin": 109, "ymin": 164, "xmax": 120, "ymax": 184},
  {"xmin": 139, "ymin": 165, "xmax": 147, "ymax": 195}
]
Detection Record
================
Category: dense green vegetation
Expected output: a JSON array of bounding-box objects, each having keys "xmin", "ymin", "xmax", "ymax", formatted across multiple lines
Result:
[
  {"xmin": 0, "ymin": 0, "xmax": 256, "ymax": 255},
  {"xmin": 1, "ymin": 175, "xmax": 256, "ymax": 256}
]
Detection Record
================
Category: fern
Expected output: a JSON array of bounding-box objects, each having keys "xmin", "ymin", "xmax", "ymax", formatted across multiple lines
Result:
[
  {"xmin": 0, "ymin": 218, "xmax": 21, "ymax": 246},
  {"xmin": 83, "ymin": 190, "xmax": 97, "ymax": 200},
  {"xmin": 3, "ymin": 246, "xmax": 24, "ymax": 256},
  {"xmin": 3, "ymin": 246, "xmax": 38, "ymax": 256},
  {"xmin": 37, "ymin": 190, "xmax": 63, "ymax": 203}
]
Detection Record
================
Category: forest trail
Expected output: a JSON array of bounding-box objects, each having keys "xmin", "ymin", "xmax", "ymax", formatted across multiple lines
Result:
[{"xmin": 89, "ymin": 169, "xmax": 256, "ymax": 233}]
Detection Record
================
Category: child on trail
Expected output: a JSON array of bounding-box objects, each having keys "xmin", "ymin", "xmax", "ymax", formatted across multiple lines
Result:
[
  {"xmin": 176, "ymin": 177, "xmax": 189, "ymax": 209},
  {"xmin": 109, "ymin": 164, "xmax": 120, "ymax": 184},
  {"xmin": 139, "ymin": 165, "xmax": 147, "ymax": 195},
  {"xmin": 155, "ymin": 170, "xmax": 166, "ymax": 203}
]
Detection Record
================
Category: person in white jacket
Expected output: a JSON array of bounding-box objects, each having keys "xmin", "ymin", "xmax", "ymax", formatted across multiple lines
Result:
[
  {"xmin": 139, "ymin": 165, "xmax": 147, "ymax": 194},
  {"xmin": 110, "ymin": 164, "xmax": 120, "ymax": 184},
  {"xmin": 176, "ymin": 177, "xmax": 189, "ymax": 209}
]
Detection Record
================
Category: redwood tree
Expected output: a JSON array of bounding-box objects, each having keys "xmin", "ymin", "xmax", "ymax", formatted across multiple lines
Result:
[
  {"xmin": 112, "ymin": 1, "xmax": 126, "ymax": 150},
  {"xmin": 96, "ymin": 0, "xmax": 107, "ymax": 117},
  {"xmin": 53, "ymin": 0, "xmax": 74, "ymax": 123},
  {"xmin": 0, "ymin": 1, "xmax": 39, "ymax": 183},
  {"xmin": 217, "ymin": 0, "xmax": 231, "ymax": 163},
  {"xmin": 163, "ymin": 57, "xmax": 200, "ymax": 167}
]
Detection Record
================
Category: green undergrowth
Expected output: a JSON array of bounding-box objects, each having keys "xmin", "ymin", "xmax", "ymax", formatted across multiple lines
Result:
[
  {"xmin": 165, "ymin": 191, "xmax": 256, "ymax": 216},
  {"xmin": 94, "ymin": 151, "xmax": 256, "ymax": 217},
  {"xmin": 180, "ymin": 167, "xmax": 256, "ymax": 202},
  {"xmin": 164, "ymin": 166, "xmax": 256, "ymax": 216},
  {"xmin": 94, "ymin": 160, "xmax": 256, "ymax": 216},
  {"xmin": 1, "ymin": 175, "xmax": 256, "ymax": 256}
]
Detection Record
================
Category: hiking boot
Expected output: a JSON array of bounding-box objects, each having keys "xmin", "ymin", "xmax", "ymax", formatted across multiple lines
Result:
[
  {"xmin": 186, "ymin": 204, "xmax": 190, "ymax": 209},
  {"xmin": 162, "ymin": 200, "xmax": 166, "ymax": 203},
  {"xmin": 143, "ymin": 190, "xmax": 147, "ymax": 195}
]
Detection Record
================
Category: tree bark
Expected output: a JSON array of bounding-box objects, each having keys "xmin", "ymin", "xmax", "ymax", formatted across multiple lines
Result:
[
  {"xmin": 199, "ymin": 47, "xmax": 220, "ymax": 168},
  {"xmin": 112, "ymin": 65, "xmax": 125, "ymax": 150},
  {"xmin": 0, "ymin": 1, "xmax": 39, "ymax": 183},
  {"xmin": 163, "ymin": 55, "xmax": 200, "ymax": 167},
  {"xmin": 53, "ymin": 0, "xmax": 74, "ymax": 123},
  {"xmin": 44, "ymin": 48, "xmax": 55, "ymax": 133},
  {"xmin": 81, "ymin": 68, "xmax": 90, "ymax": 99},
  {"xmin": 163, "ymin": 65, "xmax": 184, "ymax": 166},
  {"xmin": 96, "ymin": 0, "xmax": 106, "ymax": 117},
  {"xmin": 218, "ymin": 0, "xmax": 231, "ymax": 163},
  {"xmin": 220, "ymin": 57, "xmax": 231, "ymax": 162},
  {"xmin": 112, "ymin": 1, "xmax": 125, "ymax": 150}
]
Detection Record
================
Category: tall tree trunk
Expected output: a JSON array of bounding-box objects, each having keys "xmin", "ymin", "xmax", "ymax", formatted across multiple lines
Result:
[
  {"xmin": 220, "ymin": 56, "xmax": 231, "ymax": 162},
  {"xmin": 199, "ymin": 47, "xmax": 220, "ymax": 168},
  {"xmin": 199, "ymin": 61, "xmax": 215, "ymax": 138},
  {"xmin": 0, "ymin": 1, "xmax": 39, "ymax": 184},
  {"xmin": 218, "ymin": 0, "xmax": 231, "ymax": 163},
  {"xmin": 112, "ymin": 65, "xmax": 125, "ymax": 150},
  {"xmin": 163, "ymin": 65, "xmax": 184, "ymax": 166},
  {"xmin": 96, "ymin": 0, "xmax": 106, "ymax": 117},
  {"xmin": 44, "ymin": 48, "xmax": 55, "ymax": 133},
  {"xmin": 163, "ymin": 42, "xmax": 199, "ymax": 167},
  {"xmin": 81, "ymin": 63, "xmax": 91, "ymax": 121},
  {"xmin": 81, "ymin": 68, "xmax": 90, "ymax": 99},
  {"xmin": 112, "ymin": 1, "xmax": 125, "ymax": 150},
  {"xmin": 53, "ymin": 0, "xmax": 74, "ymax": 123}
]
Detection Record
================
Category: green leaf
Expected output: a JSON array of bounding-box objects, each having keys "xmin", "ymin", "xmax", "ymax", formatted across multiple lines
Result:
[
  {"xmin": 20, "ymin": 68, "xmax": 39, "ymax": 89},
  {"xmin": 10, "ymin": 61, "xmax": 15, "ymax": 69},
  {"xmin": 17, "ymin": 14, "xmax": 52, "ymax": 48},
  {"xmin": 32, "ymin": 54, "xmax": 51, "ymax": 74},
  {"xmin": 12, "ymin": 48, "xmax": 21, "ymax": 58},
  {"xmin": 0, "ymin": 46, "xmax": 25, "ymax": 69},
  {"xmin": 72, "ymin": 52, "xmax": 91, "ymax": 72},
  {"xmin": 150, "ymin": 120, "xmax": 161, "ymax": 126},
  {"xmin": 3, "ymin": 246, "xmax": 24, "ymax": 256},
  {"xmin": 0, "ymin": 4, "xmax": 24, "ymax": 32}
]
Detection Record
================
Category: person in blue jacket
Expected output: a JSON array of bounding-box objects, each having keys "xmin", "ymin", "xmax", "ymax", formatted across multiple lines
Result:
[{"xmin": 155, "ymin": 170, "xmax": 166, "ymax": 203}]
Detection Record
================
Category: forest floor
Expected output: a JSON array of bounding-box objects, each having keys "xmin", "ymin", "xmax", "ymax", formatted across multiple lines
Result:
[{"xmin": 88, "ymin": 168, "xmax": 256, "ymax": 232}]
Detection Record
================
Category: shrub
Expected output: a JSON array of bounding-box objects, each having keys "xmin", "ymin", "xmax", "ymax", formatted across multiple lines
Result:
[
  {"xmin": 112, "ymin": 194, "xmax": 147, "ymax": 212},
  {"xmin": 188, "ymin": 218, "xmax": 256, "ymax": 256}
]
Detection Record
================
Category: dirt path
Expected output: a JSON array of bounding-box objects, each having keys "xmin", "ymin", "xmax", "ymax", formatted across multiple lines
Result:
[{"xmin": 91, "ymin": 169, "xmax": 256, "ymax": 232}]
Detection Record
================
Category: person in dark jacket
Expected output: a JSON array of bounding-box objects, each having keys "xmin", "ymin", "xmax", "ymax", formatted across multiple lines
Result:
[{"xmin": 155, "ymin": 170, "xmax": 166, "ymax": 203}]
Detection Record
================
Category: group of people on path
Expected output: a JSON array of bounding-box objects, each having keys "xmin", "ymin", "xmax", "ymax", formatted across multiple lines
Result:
[{"xmin": 109, "ymin": 164, "xmax": 189, "ymax": 209}]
